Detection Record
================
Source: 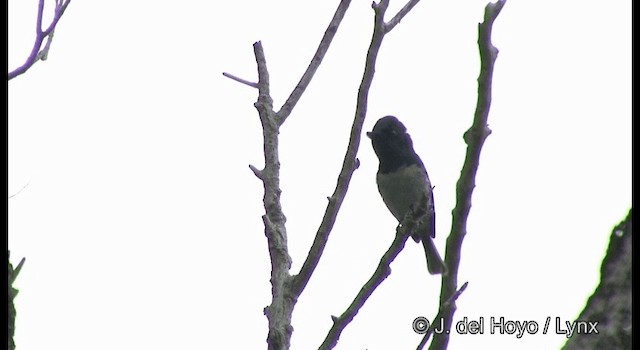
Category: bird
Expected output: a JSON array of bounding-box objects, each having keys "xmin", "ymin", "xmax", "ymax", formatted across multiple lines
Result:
[{"xmin": 366, "ymin": 115, "xmax": 445, "ymax": 275}]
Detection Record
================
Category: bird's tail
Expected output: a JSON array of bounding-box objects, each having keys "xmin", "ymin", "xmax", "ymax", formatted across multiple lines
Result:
[{"xmin": 422, "ymin": 238, "xmax": 445, "ymax": 275}]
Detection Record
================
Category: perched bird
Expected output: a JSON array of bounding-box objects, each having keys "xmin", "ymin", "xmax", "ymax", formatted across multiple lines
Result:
[{"xmin": 367, "ymin": 116, "xmax": 445, "ymax": 275}]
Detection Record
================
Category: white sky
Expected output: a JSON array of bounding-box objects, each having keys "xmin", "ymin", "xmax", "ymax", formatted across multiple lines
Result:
[{"xmin": 8, "ymin": 1, "xmax": 631, "ymax": 349}]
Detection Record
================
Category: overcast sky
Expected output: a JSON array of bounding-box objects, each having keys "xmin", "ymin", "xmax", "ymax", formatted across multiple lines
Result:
[{"xmin": 8, "ymin": 1, "xmax": 631, "ymax": 349}]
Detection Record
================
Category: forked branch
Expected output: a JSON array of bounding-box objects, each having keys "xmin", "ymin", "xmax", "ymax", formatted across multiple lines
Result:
[{"xmin": 9, "ymin": 0, "xmax": 71, "ymax": 80}]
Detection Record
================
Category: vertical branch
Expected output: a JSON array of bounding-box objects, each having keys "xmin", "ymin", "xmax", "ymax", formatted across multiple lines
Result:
[
  {"xmin": 428, "ymin": 1, "xmax": 506, "ymax": 349},
  {"xmin": 8, "ymin": 253, "xmax": 26, "ymax": 350},
  {"xmin": 252, "ymin": 42, "xmax": 295, "ymax": 350}
]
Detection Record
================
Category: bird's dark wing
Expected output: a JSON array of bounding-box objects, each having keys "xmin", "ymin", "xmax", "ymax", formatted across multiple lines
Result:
[
  {"xmin": 415, "ymin": 154, "xmax": 436, "ymax": 240},
  {"xmin": 427, "ymin": 187, "xmax": 436, "ymax": 239}
]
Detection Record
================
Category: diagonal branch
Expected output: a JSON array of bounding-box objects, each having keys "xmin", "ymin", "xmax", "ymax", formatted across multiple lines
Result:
[
  {"xmin": 8, "ymin": 181, "xmax": 31, "ymax": 199},
  {"xmin": 319, "ymin": 192, "xmax": 429, "ymax": 350},
  {"xmin": 292, "ymin": 0, "xmax": 420, "ymax": 299},
  {"xmin": 320, "ymin": 228, "xmax": 410, "ymax": 350},
  {"xmin": 276, "ymin": 0, "xmax": 353, "ymax": 125},
  {"xmin": 9, "ymin": 0, "xmax": 71, "ymax": 80},
  {"xmin": 416, "ymin": 282, "xmax": 468, "ymax": 350},
  {"xmin": 429, "ymin": 1, "xmax": 506, "ymax": 349},
  {"xmin": 385, "ymin": 0, "xmax": 421, "ymax": 33}
]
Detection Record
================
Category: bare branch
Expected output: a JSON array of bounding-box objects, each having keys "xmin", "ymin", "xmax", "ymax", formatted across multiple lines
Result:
[
  {"xmin": 292, "ymin": 0, "xmax": 395, "ymax": 297},
  {"xmin": 319, "ymin": 191, "xmax": 430, "ymax": 350},
  {"xmin": 276, "ymin": 0, "xmax": 353, "ymax": 125},
  {"xmin": 248, "ymin": 164, "xmax": 264, "ymax": 180},
  {"xmin": 416, "ymin": 282, "xmax": 469, "ymax": 350},
  {"xmin": 9, "ymin": 0, "xmax": 71, "ymax": 80},
  {"xmin": 222, "ymin": 72, "xmax": 259, "ymax": 88},
  {"xmin": 319, "ymin": 228, "xmax": 410, "ymax": 350},
  {"xmin": 250, "ymin": 41, "xmax": 295, "ymax": 350},
  {"xmin": 385, "ymin": 0, "xmax": 421, "ymax": 33},
  {"xmin": 8, "ymin": 257, "xmax": 27, "ymax": 285},
  {"xmin": 8, "ymin": 253, "xmax": 26, "ymax": 350},
  {"xmin": 429, "ymin": 1, "xmax": 506, "ymax": 349},
  {"xmin": 253, "ymin": 42, "xmax": 271, "ymax": 102}
]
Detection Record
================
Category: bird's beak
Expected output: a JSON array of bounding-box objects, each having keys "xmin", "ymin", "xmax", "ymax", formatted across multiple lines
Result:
[{"xmin": 366, "ymin": 131, "xmax": 374, "ymax": 139}]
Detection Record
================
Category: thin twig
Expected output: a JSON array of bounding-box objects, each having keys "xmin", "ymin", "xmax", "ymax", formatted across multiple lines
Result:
[
  {"xmin": 416, "ymin": 282, "xmax": 469, "ymax": 350},
  {"xmin": 9, "ymin": 0, "xmax": 71, "ymax": 80},
  {"xmin": 222, "ymin": 72, "xmax": 259, "ymax": 88},
  {"xmin": 276, "ymin": 0, "xmax": 353, "ymax": 125},
  {"xmin": 320, "ymin": 229, "xmax": 410, "ymax": 350},
  {"xmin": 8, "ymin": 256, "xmax": 27, "ymax": 285},
  {"xmin": 385, "ymin": 0, "xmax": 421, "ymax": 33},
  {"xmin": 429, "ymin": 1, "xmax": 506, "ymax": 349},
  {"xmin": 8, "ymin": 181, "xmax": 31, "ymax": 199},
  {"xmin": 248, "ymin": 164, "xmax": 264, "ymax": 180}
]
